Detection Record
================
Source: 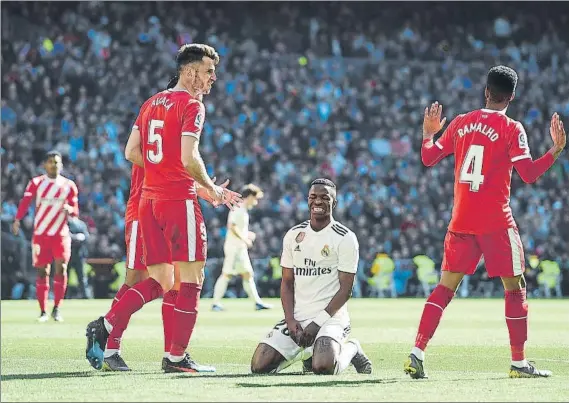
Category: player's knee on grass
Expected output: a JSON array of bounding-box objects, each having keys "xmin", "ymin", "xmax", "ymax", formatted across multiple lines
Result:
[
  {"xmin": 148, "ymin": 263, "xmax": 175, "ymax": 291},
  {"xmin": 312, "ymin": 337, "xmax": 340, "ymax": 375},
  {"xmin": 53, "ymin": 260, "xmax": 67, "ymax": 275},
  {"xmin": 250, "ymin": 343, "xmax": 285, "ymax": 374},
  {"xmin": 125, "ymin": 268, "xmax": 149, "ymax": 287},
  {"xmin": 501, "ymin": 274, "xmax": 524, "ymax": 291}
]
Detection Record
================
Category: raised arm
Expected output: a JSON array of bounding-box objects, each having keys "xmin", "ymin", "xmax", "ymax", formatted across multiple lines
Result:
[
  {"xmin": 513, "ymin": 113, "xmax": 565, "ymax": 184},
  {"xmin": 421, "ymin": 102, "xmax": 455, "ymax": 167}
]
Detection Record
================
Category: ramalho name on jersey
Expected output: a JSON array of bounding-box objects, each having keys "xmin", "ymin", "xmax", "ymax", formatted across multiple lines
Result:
[
  {"xmin": 435, "ymin": 108, "xmax": 531, "ymax": 234},
  {"xmin": 134, "ymin": 89, "xmax": 206, "ymax": 200},
  {"xmin": 281, "ymin": 219, "xmax": 359, "ymax": 321}
]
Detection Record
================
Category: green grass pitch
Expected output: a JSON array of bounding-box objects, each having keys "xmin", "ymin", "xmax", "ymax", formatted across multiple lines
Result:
[{"xmin": 1, "ymin": 298, "xmax": 568, "ymax": 402}]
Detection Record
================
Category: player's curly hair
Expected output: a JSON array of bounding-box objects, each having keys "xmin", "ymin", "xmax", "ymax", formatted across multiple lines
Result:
[
  {"xmin": 310, "ymin": 178, "xmax": 336, "ymax": 188},
  {"xmin": 486, "ymin": 65, "xmax": 518, "ymax": 103},
  {"xmin": 167, "ymin": 44, "xmax": 220, "ymax": 89},
  {"xmin": 241, "ymin": 184, "xmax": 264, "ymax": 199}
]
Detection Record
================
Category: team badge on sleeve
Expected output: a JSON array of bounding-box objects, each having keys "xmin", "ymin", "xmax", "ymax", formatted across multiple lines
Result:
[
  {"xmin": 518, "ymin": 132, "xmax": 528, "ymax": 149},
  {"xmin": 295, "ymin": 232, "xmax": 305, "ymax": 243},
  {"xmin": 321, "ymin": 245, "xmax": 330, "ymax": 257},
  {"xmin": 194, "ymin": 110, "xmax": 204, "ymax": 130}
]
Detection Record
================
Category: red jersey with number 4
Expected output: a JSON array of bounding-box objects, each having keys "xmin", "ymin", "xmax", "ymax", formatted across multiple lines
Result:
[
  {"xmin": 134, "ymin": 89, "xmax": 205, "ymax": 200},
  {"xmin": 434, "ymin": 109, "xmax": 531, "ymax": 234},
  {"xmin": 124, "ymin": 165, "xmax": 143, "ymax": 223}
]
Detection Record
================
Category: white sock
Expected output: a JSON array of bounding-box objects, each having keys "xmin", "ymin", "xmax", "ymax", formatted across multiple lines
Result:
[
  {"xmin": 104, "ymin": 348, "xmax": 119, "ymax": 359},
  {"xmin": 411, "ymin": 346, "xmax": 425, "ymax": 361},
  {"xmin": 103, "ymin": 317, "xmax": 113, "ymax": 333},
  {"xmin": 163, "ymin": 352, "xmax": 170, "ymax": 358},
  {"xmin": 168, "ymin": 354, "xmax": 184, "ymax": 363},
  {"xmin": 242, "ymin": 276, "xmax": 263, "ymax": 305},
  {"xmin": 512, "ymin": 359, "xmax": 528, "ymax": 368},
  {"xmin": 212, "ymin": 275, "xmax": 229, "ymax": 305},
  {"xmin": 273, "ymin": 348, "xmax": 306, "ymax": 374},
  {"xmin": 334, "ymin": 342, "xmax": 358, "ymax": 374}
]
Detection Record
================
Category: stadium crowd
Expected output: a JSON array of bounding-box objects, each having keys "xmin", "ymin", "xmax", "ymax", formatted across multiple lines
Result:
[{"xmin": 2, "ymin": 2, "xmax": 568, "ymax": 298}]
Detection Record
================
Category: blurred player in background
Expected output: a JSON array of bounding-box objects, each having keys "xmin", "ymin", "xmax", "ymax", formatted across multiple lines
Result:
[
  {"xmin": 12, "ymin": 151, "xmax": 78, "ymax": 322},
  {"xmin": 85, "ymin": 43, "xmax": 241, "ymax": 373},
  {"xmin": 211, "ymin": 183, "xmax": 273, "ymax": 311},
  {"xmin": 250, "ymin": 179, "xmax": 372, "ymax": 375},
  {"xmin": 405, "ymin": 66, "xmax": 566, "ymax": 379}
]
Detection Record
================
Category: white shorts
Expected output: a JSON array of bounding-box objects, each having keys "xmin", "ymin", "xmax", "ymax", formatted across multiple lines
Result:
[
  {"xmin": 260, "ymin": 316, "xmax": 351, "ymax": 361},
  {"xmin": 221, "ymin": 244, "xmax": 253, "ymax": 276}
]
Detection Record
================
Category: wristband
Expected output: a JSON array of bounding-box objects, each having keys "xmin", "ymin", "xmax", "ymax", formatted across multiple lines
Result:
[{"xmin": 313, "ymin": 310, "xmax": 331, "ymax": 327}]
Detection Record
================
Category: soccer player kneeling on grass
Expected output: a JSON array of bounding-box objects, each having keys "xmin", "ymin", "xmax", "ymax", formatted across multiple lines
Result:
[{"xmin": 250, "ymin": 179, "xmax": 372, "ymax": 375}]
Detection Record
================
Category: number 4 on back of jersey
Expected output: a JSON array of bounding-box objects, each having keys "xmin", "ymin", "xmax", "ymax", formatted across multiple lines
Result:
[{"xmin": 459, "ymin": 144, "xmax": 485, "ymax": 192}]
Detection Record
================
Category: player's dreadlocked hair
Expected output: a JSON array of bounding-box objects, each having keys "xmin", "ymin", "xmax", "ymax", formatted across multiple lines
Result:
[
  {"xmin": 166, "ymin": 44, "xmax": 220, "ymax": 89},
  {"xmin": 486, "ymin": 65, "xmax": 518, "ymax": 103},
  {"xmin": 241, "ymin": 184, "xmax": 264, "ymax": 199}
]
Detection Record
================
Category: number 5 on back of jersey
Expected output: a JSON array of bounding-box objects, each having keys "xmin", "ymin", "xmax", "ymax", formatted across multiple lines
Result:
[
  {"xmin": 147, "ymin": 119, "xmax": 164, "ymax": 164},
  {"xmin": 459, "ymin": 144, "xmax": 485, "ymax": 192}
]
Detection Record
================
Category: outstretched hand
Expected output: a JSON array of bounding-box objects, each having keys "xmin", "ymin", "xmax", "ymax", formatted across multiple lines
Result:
[
  {"xmin": 423, "ymin": 101, "xmax": 447, "ymax": 140},
  {"xmin": 550, "ymin": 112, "xmax": 566, "ymax": 155}
]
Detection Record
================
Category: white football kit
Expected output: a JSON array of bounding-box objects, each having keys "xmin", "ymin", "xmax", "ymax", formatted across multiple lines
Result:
[
  {"xmin": 260, "ymin": 219, "xmax": 359, "ymax": 361},
  {"xmin": 221, "ymin": 205, "xmax": 253, "ymax": 275}
]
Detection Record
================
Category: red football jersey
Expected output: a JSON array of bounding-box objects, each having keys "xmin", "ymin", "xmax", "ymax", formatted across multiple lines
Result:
[
  {"xmin": 435, "ymin": 108, "xmax": 531, "ymax": 234},
  {"xmin": 134, "ymin": 89, "xmax": 205, "ymax": 200},
  {"xmin": 124, "ymin": 165, "xmax": 143, "ymax": 223},
  {"xmin": 15, "ymin": 174, "xmax": 79, "ymax": 237}
]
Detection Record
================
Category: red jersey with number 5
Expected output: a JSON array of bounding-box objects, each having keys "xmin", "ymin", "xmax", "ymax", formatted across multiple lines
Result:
[
  {"xmin": 434, "ymin": 109, "xmax": 531, "ymax": 234},
  {"xmin": 134, "ymin": 89, "xmax": 205, "ymax": 200}
]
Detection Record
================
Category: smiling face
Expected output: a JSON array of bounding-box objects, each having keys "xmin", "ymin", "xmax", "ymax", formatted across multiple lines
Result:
[{"xmin": 308, "ymin": 184, "xmax": 336, "ymax": 220}]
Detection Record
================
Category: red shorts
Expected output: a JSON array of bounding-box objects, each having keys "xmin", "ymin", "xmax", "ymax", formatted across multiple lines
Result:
[
  {"xmin": 139, "ymin": 198, "xmax": 207, "ymax": 266},
  {"xmin": 125, "ymin": 220, "xmax": 145, "ymax": 270},
  {"xmin": 32, "ymin": 236, "xmax": 71, "ymax": 268},
  {"xmin": 442, "ymin": 227, "xmax": 525, "ymax": 278}
]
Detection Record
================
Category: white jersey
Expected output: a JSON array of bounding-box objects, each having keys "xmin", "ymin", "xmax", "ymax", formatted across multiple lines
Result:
[
  {"xmin": 225, "ymin": 205, "xmax": 249, "ymax": 248},
  {"xmin": 281, "ymin": 219, "xmax": 359, "ymax": 322}
]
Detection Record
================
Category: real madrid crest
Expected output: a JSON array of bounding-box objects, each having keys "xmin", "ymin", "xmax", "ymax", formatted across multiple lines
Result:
[
  {"xmin": 321, "ymin": 244, "xmax": 330, "ymax": 257},
  {"xmin": 295, "ymin": 232, "xmax": 305, "ymax": 243}
]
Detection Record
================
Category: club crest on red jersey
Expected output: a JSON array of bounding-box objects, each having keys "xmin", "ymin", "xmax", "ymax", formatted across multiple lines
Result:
[
  {"xmin": 194, "ymin": 112, "xmax": 204, "ymax": 130},
  {"xmin": 295, "ymin": 232, "xmax": 305, "ymax": 243}
]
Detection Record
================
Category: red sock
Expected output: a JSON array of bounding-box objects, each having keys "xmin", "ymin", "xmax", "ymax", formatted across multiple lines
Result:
[
  {"xmin": 105, "ymin": 278, "xmax": 163, "ymax": 342},
  {"xmin": 36, "ymin": 276, "xmax": 49, "ymax": 313},
  {"xmin": 53, "ymin": 274, "xmax": 67, "ymax": 308},
  {"xmin": 505, "ymin": 288, "xmax": 528, "ymax": 361},
  {"xmin": 112, "ymin": 284, "xmax": 131, "ymax": 308},
  {"xmin": 162, "ymin": 289, "xmax": 178, "ymax": 354},
  {"xmin": 415, "ymin": 284, "xmax": 455, "ymax": 350},
  {"xmin": 169, "ymin": 283, "xmax": 201, "ymax": 357}
]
